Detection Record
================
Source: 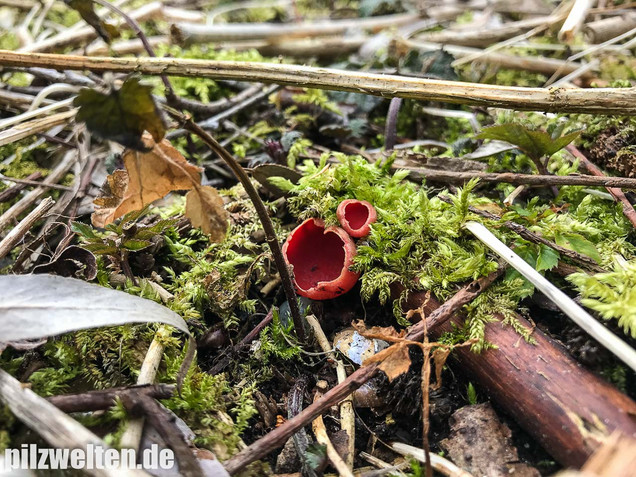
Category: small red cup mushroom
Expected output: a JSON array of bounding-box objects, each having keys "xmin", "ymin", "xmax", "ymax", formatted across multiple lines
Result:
[
  {"xmin": 282, "ymin": 218, "xmax": 360, "ymax": 300},
  {"xmin": 336, "ymin": 199, "xmax": 377, "ymax": 238}
]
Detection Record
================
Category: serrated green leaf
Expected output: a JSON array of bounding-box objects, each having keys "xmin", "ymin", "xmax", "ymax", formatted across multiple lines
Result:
[
  {"xmin": 536, "ymin": 244, "xmax": 560, "ymax": 272},
  {"xmin": 122, "ymin": 239, "xmax": 152, "ymax": 251},
  {"xmin": 74, "ymin": 77, "xmax": 166, "ymax": 151},
  {"xmin": 83, "ymin": 242, "xmax": 119, "ymax": 255},
  {"xmin": 476, "ymin": 124, "xmax": 580, "ymax": 161},
  {"xmin": 70, "ymin": 221, "xmax": 99, "ymax": 240}
]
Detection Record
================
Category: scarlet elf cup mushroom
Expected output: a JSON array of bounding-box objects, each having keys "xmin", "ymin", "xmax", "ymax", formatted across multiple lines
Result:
[
  {"xmin": 282, "ymin": 218, "xmax": 359, "ymax": 300},
  {"xmin": 336, "ymin": 199, "xmax": 377, "ymax": 238}
]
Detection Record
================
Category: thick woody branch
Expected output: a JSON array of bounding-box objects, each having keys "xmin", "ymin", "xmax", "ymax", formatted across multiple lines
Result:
[{"xmin": 1, "ymin": 51, "xmax": 635, "ymax": 114}]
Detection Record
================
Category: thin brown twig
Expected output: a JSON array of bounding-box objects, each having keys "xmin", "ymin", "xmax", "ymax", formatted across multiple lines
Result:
[
  {"xmin": 1, "ymin": 51, "xmax": 636, "ymax": 114},
  {"xmin": 404, "ymin": 168, "xmax": 636, "ymax": 189},
  {"xmin": 0, "ymin": 196, "xmax": 54, "ymax": 260}
]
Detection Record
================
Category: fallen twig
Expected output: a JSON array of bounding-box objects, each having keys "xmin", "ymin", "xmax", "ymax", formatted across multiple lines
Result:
[
  {"xmin": 171, "ymin": 13, "xmax": 421, "ymax": 45},
  {"xmin": 1, "ymin": 51, "xmax": 635, "ymax": 114},
  {"xmin": 120, "ymin": 327, "xmax": 171, "ymax": 451},
  {"xmin": 312, "ymin": 386, "xmax": 354, "ymax": 477},
  {"xmin": 47, "ymin": 384, "xmax": 175, "ymax": 412},
  {"xmin": 437, "ymin": 195, "xmax": 605, "ymax": 273},
  {"xmin": 0, "ymin": 368, "xmax": 148, "ymax": 477},
  {"xmin": 0, "ymin": 150, "xmax": 76, "ymax": 233},
  {"xmin": 166, "ymin": 108, "xmax": 305, "ymax": 341},
  {"xmin": 306, "ymin": 315, "xmax": 355, "ymax": 471},
  {"xmin": 222, "ymin": 271, "xmax": 501, "ymax": 474},
  {"xmin": 406, "ymin": 167, "xmax": 636, "ymax": 189},
  {"xmin": 391, "ymin": 442, "xmax": 474, "ymax": 477},
  {"xmin": 0, "ymin": 196, "xmax": 53, "ymax": 260}
]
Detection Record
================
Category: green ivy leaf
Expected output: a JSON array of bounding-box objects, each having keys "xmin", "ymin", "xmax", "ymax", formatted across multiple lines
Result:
[
  {"xmin": 74, "ymin": 77, "xmax": 166, "ymax": 151},
  {"xmin": 476, "ymin": 124, "xmax": 580, "ymax": 161},
  {"xmin": 536, "ymin": 244, "xmax": 560, "ymax": 272}
]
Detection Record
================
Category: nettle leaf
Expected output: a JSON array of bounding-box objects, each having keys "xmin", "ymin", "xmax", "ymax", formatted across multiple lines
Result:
[
  {"xmin": 64, "ymin": 0, "xmax": 118, "ymax": 43},
  {"xmin": 74, "ymin": 77, "xmax": 166, "ymax": 151},
  {"xmin": 70, "ymin": 221, "xmax": 99, "ymax": 240},
  {"xmin": 121, "ymin": 239, "xmax": 152, "ymax": 251},
  {"xmin": 476, "ymin": 124, "xmax": 580, "ymax": 161},
  {"xmin": 536, "ymin": 244, "xmax": 560, "ymax": 272},
  {"xmin": 555, "ymin": 233, "xmax": 602, "ymax": 264}
]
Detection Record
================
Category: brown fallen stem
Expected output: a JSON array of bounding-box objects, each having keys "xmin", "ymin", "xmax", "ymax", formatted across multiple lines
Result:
[
  {"xmin": 47, "ymin": 384, "xmax": 175, "ymax": 413},
  {"xmin": 88, "ymin": 0, "xmax": 175, "ymax": 99},
  {"xmin": 566, "ymin": 145, "xmax": 636, "ymax": 229},
  {"xmin": 0, "ymin": 174, "xmax": 72, "ymax": 191},
  {"xmin": 406, "ymin": 167, "xmax": 636, "ymax": 189},
  {"xmin": 0, "ymin": 196, "xmax": 54, "ymax": 260},
  {"xmin": 438, "ymin": 195, "xmax": 605, "ymax": 273},
  {"xmin": 122, "ymin": 393, "xmax": 203, "ymax": 477},
  {"xmin": 165, "ymin": 108, "xmax": 304, "ymax": 341},
  {"xmin": 1, "ymin": 51, "xmax": 636, "ymax": 114},
  {"xmin": 222, "ymin": 270, "xmax": 502, "ymax": 474},
  {"xmin": 0, "ymin": 171, "xmax": 42, "ymax": 202},
  {"xmin": 401, "ymin": 289, "xmax": 636, "ymax": 469}
]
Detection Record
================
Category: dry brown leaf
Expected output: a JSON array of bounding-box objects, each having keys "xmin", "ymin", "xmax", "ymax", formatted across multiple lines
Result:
[
  {"xmin": 363, "ymin": 342, "xmax": 411, "ymax": 382},
  {"xmin": 92, "ymin": 133, "xmax": 201, "ymax": 227},
  {"xmin": 431, "ymin": 347, "xmax": 451, "ymax": 390},
  {"xmin": 185, "ymin": 186, "xmax": 229, "ymax": 243},
  {"xmin": 352, "ymin": 319, "xmax": 406, "ymax": 342}
]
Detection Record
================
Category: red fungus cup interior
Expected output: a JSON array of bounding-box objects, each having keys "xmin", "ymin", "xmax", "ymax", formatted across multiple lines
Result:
[
  {"xmin": 282, "ymin": 218, "xmax": 359, "ymax": 300},
  {"xmin": 337, "ymin": 199, "xmax": 377, "ymax": 238}
]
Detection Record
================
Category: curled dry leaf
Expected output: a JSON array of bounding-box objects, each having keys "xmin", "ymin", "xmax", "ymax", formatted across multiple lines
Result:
[
  {"xmin": 363, "ymin": 342, "xmax": 411, "ymax": 382},
  {"xmin": 352, "ymin": 319, "xmax": 406, "ymax": 342},
  {"xmin": 431, "ymin": 347, "xmax": 451, "ymax": 390},
  {"xmin": 185, "ymin": 186, "xmax": 229, "ymax": 243},
  {"xmin": 92, "ymin": 133, "xmax": 202, "ymax": 228}
]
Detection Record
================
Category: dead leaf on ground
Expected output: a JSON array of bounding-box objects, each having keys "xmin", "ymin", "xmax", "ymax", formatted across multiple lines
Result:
[
  {"xmin": 431, "ymin": 347, "xmax": 451, "ymax": 390},
  {"xmin": 363, "ymin": 342, "xmax": 411, "ymax": 382},
  {"xmin": 185, "ymin": 186, "xmax": 229, "ymax": 243},
  {"xmin": 352, "ymin": 319, "xmax": 406, "ymax": 342},
  {"xmin": 92, "ymin": 133, "xmax": 201, "ymax": 227}
]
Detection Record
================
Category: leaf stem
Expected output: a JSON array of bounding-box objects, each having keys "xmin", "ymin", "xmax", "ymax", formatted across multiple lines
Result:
[
  {"xmin": 88, "ymin": 0, "xmax": 177, "ymax": 101},
  {"xmin": 165, "ymin": 107, "xmax": 306, "ymax": 341}
]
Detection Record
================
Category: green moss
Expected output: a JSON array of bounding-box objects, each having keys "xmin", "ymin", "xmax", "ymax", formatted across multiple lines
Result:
[
  {"xmin": 0, "ymin": 31, "xmax": 19, "ymax": 50},
  {"xmin": 154, "ymin": 45, "xmax": 271, "ymax": 103}
]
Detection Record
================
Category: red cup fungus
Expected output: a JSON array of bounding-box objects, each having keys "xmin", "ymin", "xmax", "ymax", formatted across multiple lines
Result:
[
  {"xmin": 282, "ymin": 218, "xmax": 360, "ymax": 300},
  {"xmin": 336, "ymin": 199, "xmax": 377, "ymax": 238}
]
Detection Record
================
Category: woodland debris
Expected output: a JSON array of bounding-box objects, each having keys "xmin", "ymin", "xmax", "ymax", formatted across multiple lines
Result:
[
  {"xmin": 401, "ymin": 288, "xmax": 636, "ymax": 468},
  {"xmin": 0, "ymin": 196, "xmax": 53, "ymax": 260},
  {"xmin": 2, "ymin": 51, "xmax": 636, "ymax": 114},
  {"xmin": 0, "ymin": 368, "xmax": 147, "ymax": 477},
  {"xmin": 440, "ymin": 403, "xmax": 540, "ymax": 477},
  {"xmin": 554, "ymin": 434, "xmax": 636, "ymax": 477}
]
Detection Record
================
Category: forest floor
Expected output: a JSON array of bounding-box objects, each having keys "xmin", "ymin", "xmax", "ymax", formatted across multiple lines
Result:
[{"xmin": 1, "ymin": 1, "xmax": 636, "ymax": 476}]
